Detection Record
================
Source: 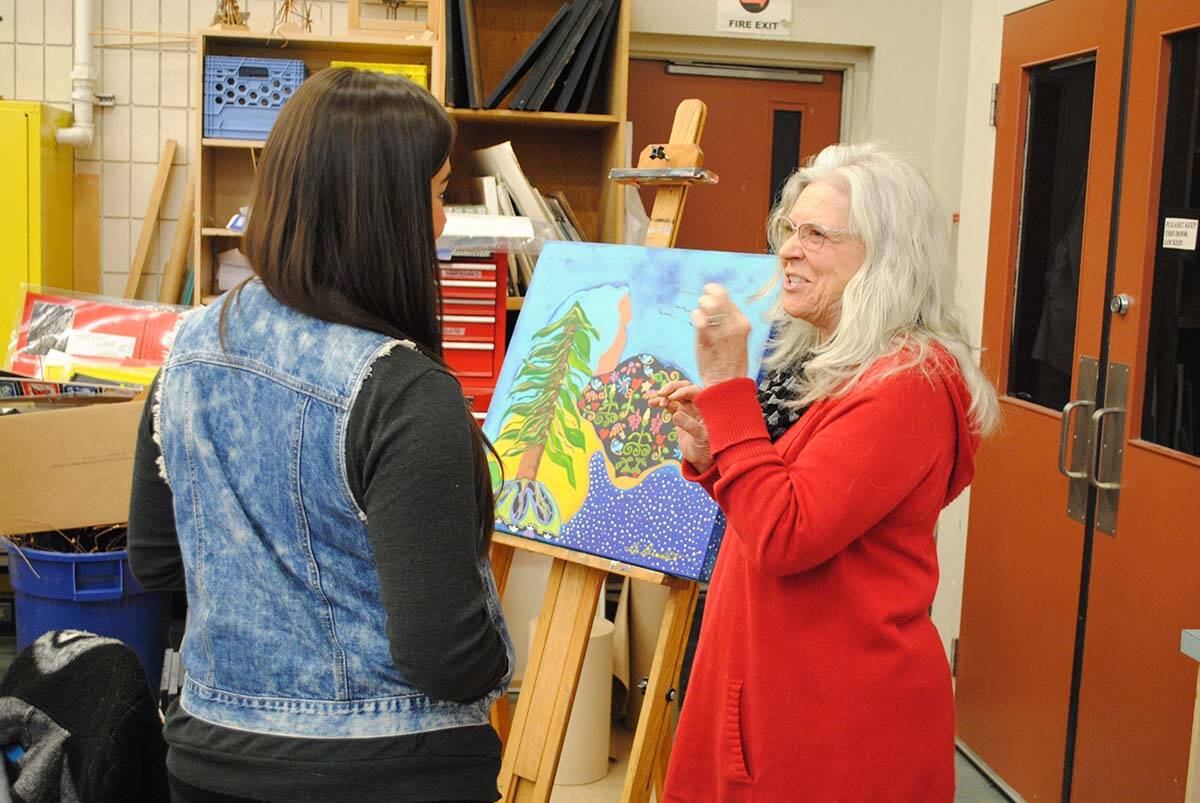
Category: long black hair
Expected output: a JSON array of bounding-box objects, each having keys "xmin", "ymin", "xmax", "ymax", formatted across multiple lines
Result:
[{"xmin": 230, "ymin": 67, "xmax": 498, "ymax": 554}]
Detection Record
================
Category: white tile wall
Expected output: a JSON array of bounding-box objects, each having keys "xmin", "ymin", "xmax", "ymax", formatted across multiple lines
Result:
[
  {"xmin": 16, "ymin": 0, "xmax": 45, "ymax": 44},
  {"xmin": 101, "ymin": 0, "xmax": 131, "ymax": 33},
  {"xmin": 44, "ymin": 0, "xmax": 72, "ymax": 45},
  {"xmin": 131, "ymin": 0, "xmax": 158, "ymax": 32},
  {"xmin": 130, "ymin": 160, "xmax": 158, "ymax": 214},
  {"xmin": 0, "ymin": 0, "xmax": 15, "ymax": 43},
  {"xmin": 160, "ymin": 1, "xmax": 188, "ymax": 34},
  {"xmin": 101, "ymin": 160, "xmax": 131, "ymax": 217},
  {"xmin": 187, "ymin": 1, "xmax": 212, "ymax": 32},
  {"xmin": 43, "ymin": 44, "xmax": 72, "ymax": 102},
  {"xmin": 131, "ymin": 49, "xmax": 159, "ymax": 104},
  {"xmin": 159, "ymin": 106, "xmax": 187, "ymax": 163},
  {"xmin": 159, "ymin": 50, "xmax": 189, "ymax": 106},
  {"xmin": 101, "ymin": 216, "xmax": 131, "ymax": 272},
  {"xmin": 100, "ymin": 103, "xmax": 130, "ymax": 160},
  {"xmin": 15, "ymin": 43, "xmax": 43, "ymax": 99},
  {"xmin": 130, "ymin": 104, "xmax": 160, "ymax": 161},
  {"xmin": 100, "ymin": 47, "xmax": 130, "ymax": 101}
]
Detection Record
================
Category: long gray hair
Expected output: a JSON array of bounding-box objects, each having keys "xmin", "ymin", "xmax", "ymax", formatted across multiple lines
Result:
[{"xmin": 763, "ymin": 141, "xmax": 998, "ymax": 434}]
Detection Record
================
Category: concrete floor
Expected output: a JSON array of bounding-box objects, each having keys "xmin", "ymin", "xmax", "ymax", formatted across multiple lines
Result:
[{"xmin": 549, "ymin": 724, "xmax": 1012, "ymax": 802}]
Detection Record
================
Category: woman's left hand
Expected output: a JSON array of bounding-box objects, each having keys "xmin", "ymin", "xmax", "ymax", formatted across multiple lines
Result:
[
  {"xmin": 691, "ymin": 283, "xmax": 751, "ymax": 387},
  {"xmin": 649, "ymin": 380, "xmax": 713, "ymax": 473}
]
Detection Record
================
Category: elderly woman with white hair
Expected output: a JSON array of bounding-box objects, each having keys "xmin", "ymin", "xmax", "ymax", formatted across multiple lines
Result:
[{"xmin": 651, "ymin": 141, "xmax": 998, "ymax": 802}]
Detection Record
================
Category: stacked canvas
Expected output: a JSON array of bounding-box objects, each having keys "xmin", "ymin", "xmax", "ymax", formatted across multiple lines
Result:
[
  {"xmin": 446, "ymin": 0, "xmax": 621, "ymax": 113},
  {"xmin": 463, "ymin": 142, "xmax": 587, "ymax": 295}
]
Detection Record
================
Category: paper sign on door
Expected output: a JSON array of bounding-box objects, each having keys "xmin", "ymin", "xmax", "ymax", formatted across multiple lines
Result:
[{"xmin": 1163, "ymin": 217, "xmax": 1198, "ymax": 251}]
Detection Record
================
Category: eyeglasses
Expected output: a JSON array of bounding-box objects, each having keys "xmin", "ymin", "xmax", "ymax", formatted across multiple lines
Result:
[{"xmin": 775, "ymin": 219, "xmax": 854, "ymax": 252}]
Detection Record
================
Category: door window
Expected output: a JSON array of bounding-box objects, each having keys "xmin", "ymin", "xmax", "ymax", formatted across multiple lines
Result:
[
  {"xmin": 1141, "ymin": 29, "xmax": 1200, "ymax": 457},
  {"xmin": 769, "ymin": 109, "xmax": 803, "ymax": 211},
  {"xmin": 1008, "ymin": 58, "xmax": 1096, "ymax": 410}
]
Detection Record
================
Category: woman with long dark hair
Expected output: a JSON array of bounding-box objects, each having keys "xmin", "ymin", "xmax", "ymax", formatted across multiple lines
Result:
[{"xmin": 128, "ymin": 68, "xmax": 514, "ymax": 803}]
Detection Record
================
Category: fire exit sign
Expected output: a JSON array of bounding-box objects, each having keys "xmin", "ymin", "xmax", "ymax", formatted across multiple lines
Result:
[{"xmin": 717, "ymin": 0, "xmax": 792, "ymax": 36}]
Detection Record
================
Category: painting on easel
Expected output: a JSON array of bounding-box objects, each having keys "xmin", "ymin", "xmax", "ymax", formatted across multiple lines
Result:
[{"xmin": 484, "ymin": 241, "xmax": 778, "ymax": 580}]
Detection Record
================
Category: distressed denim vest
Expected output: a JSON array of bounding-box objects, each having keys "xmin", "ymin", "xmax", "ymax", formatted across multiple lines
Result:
[{"xmin": 156, "ymin": 281, "xmax": 514, "ymax": 738}]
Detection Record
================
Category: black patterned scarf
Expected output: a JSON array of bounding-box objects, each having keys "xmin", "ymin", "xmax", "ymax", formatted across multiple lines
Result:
[{"xmin": 756, "ymin": 360, "xmax": 808, "ymax": 442}]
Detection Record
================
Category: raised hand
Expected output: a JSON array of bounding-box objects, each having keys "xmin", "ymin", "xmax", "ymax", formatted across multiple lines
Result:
[
  {"xmin": 690, "ymin": 283, "xmax": 751, "ymax": 388},
  {"xmin": 650, "ymin": 379, "xmax": 713, "ymax": 473}
]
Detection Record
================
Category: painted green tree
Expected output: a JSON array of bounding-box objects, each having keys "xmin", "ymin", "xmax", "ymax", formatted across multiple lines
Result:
[{"xmin": 495, "ymin": 302, "xmax": 599, "ymax": 538}]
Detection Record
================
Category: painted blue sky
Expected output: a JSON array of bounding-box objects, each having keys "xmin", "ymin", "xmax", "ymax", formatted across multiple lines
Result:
[{"xmin": 484, "ymin": 242, "xmax": 780, "ymax": 439}]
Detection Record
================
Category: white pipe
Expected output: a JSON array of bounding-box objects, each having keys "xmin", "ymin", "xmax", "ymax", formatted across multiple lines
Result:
[{"xmin": 56, "ymin": 0, "xmax": 95, "ymax": 148}]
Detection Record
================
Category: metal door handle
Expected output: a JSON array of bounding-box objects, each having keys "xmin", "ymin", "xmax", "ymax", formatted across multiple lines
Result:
[
  {"xmin": 1058, "ymin": 399, "xmax": 1094, "ymax": 479},
  {"xmin": 1088, "ymin": 406, "xmax": 1125, "ymax": 490}
]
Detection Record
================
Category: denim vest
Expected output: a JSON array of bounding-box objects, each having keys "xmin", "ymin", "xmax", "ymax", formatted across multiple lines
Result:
[{"xmin": 156, "ymin": 281, "xmax": 514, "ymax": 738}]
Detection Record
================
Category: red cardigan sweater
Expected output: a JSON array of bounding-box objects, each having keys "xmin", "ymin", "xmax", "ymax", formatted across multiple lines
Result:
[{"xmin": 663, "ymin": 352, "xmax": 979, "ymax": 803}]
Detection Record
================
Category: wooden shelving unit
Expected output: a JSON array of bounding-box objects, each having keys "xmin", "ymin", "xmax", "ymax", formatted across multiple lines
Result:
[
  {"xmin": 193, "ymin": 1, "xmax": 630, "ymax": 305},
  {"xmin": 447, "ymin": 108, "xmax": 621, "ymax": 128},
  {"xmin": 200, "ymin": 138, "xmax": 265, "ymax": 149}
]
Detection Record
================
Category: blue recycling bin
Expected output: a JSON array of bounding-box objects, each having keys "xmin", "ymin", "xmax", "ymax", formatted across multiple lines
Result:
[{"xmin": 6, "ymin": 545, "xmax": 170, "ymax": 690}]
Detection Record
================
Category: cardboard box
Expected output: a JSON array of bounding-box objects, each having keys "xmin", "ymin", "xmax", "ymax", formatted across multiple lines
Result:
[{"xmin": 0, "ymin": 399, "xmax": 145, "ymax": 535}]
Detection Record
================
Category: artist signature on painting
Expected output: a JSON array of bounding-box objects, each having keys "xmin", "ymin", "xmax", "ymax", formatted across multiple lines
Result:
[{"xmin": 625, "ymin": 542, "xmax": 681, "ymax": 562}]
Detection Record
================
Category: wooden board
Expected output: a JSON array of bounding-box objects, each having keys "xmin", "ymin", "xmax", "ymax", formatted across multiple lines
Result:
[
  {"xmin": 125, "ymin": 139, "xmax": 177, "ymax": 299},
  {"xmin": 160, "ymin": 172, "xmax": 196, "ymax": 305}
]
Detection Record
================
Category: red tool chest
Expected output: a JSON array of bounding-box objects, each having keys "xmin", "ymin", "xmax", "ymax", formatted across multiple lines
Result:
[{"xmin": 439, "ymin": 252, "xmax": 508, "ymax": 422}]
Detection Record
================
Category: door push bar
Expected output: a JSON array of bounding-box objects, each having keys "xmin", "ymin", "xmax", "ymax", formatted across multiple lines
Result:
[
  {"xmin": 1088, "ymin": 406, "xmax": 1125, "ymax": 491},
  {"xmin": 1058, "ymin": 399, "xmax": 1095, "ymax": 480}
]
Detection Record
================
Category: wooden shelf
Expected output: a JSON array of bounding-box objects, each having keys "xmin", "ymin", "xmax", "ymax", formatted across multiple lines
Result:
[
  {"xmin": 200, "ymin": 27, "xmax": 436, "ymax": 87},
  {"xmin": 201, "ymin": 27, "xmax": 435, "ymax": 54},
  {"xmin": 506, "ymin": 296, "xmax": 524, "ymax": 311},
  {"xmin": 448, "ymin": 108, "xmax": 620, "ymax": 129},
  {"xmin": 202, "ymin": 138, "xmax": 265, "ymax": 149},
  {"xmin": 201, "ymin": 227, "xmax": 243, "ymax": 237}
]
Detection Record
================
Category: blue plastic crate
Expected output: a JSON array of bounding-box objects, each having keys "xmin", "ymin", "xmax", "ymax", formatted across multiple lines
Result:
[{"xmin": 203, "ymin": 55, "xmax": 306, "ymax": 140}]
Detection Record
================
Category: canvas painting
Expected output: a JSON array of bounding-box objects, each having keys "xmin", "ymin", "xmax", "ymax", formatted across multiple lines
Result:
[{"xmin": 484, "ymin": 241, "xmax": 779, "ymax": 581}]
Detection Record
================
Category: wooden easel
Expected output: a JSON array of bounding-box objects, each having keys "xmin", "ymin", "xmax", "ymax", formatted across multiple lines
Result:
[{"xmin": 491, "ymin": 99, "xmax": 714, "ymax": 803}]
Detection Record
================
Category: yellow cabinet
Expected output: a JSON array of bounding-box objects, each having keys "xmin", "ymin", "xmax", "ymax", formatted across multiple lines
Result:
[{"xmin": 0, "ymin": 102, "xmax": 73, "ymax": 359}]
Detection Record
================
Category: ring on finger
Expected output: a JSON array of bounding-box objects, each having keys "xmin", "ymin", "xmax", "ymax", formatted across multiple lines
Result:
[{"xmin": 706, "ymin": 313, "xmax": 726, "ymax": 327}]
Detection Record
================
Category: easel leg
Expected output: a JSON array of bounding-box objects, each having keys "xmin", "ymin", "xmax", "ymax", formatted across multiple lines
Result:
[
  {"xmin": 621, "ymin": 581, "xmax": 700, "ymax": 803},
  {"xmin": 498, "ymin": 558, "xmax": 607, "ymax": 803},
  {"xmin": 653, "ymin": 724, "xmax": 672, "ymax": 802},
  {"xmin": 491, "ymin": 540, "xmax": 516, "ymax": 595},
  {"xmin": 489, "ymin": 540, "xmax": 517, "ymax": 746}
]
